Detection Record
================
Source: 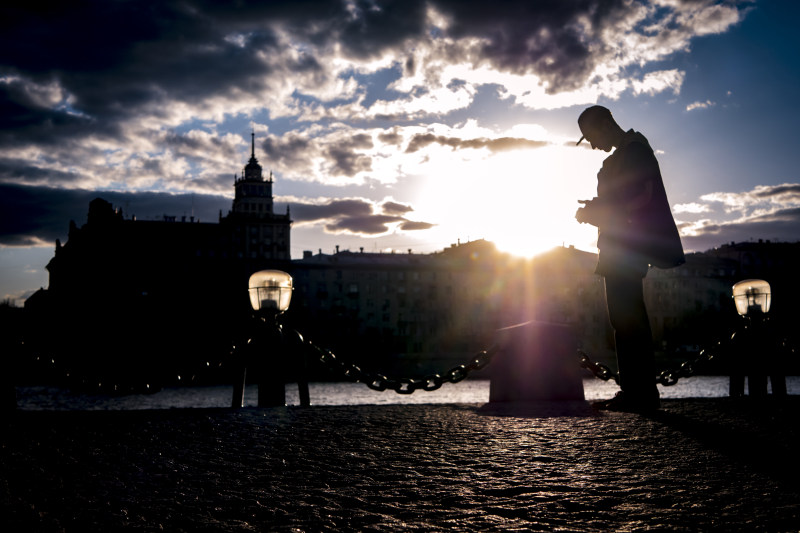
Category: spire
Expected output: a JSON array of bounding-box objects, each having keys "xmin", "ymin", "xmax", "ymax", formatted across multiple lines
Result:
[{"xmin": 243, "ymin": 131, "xmax": 263, "ymax": 180}]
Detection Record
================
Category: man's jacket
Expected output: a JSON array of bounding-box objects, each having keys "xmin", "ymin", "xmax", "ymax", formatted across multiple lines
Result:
[{"xmin": 582, "ymin": 130, "xmax": 685, "ymax": 275}]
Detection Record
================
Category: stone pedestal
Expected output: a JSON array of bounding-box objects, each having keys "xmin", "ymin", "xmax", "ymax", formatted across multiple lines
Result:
[{"xmin": 489, "ymin": 321, "xmax": 584, "ymax": 402}]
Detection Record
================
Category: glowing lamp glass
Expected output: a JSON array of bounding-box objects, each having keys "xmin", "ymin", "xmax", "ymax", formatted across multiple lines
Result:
[
  {"xmin": 248, "ymin": 270, "xmax": 293, "ymax": 313},
  {"xmin": 732, "ymin": 279, "xmax": 771, "ymax": 316}
]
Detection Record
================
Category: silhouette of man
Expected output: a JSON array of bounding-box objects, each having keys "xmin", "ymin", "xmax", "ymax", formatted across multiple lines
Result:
[{"xmin": 575, "ymin": 105, "xmax": 684, "ymax": 412}]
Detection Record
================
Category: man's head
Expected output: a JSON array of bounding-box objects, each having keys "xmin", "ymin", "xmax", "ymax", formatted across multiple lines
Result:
[{"xmin": 577, "ymin": 105, "xmax": 620, "ymax": 152}]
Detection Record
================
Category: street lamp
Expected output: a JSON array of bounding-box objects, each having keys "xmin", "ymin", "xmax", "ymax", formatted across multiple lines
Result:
[
  {"xmin": 232, "ymin": 270, "xmax": 299, "ymax": 408},
  {"xmin": 729, "ymin": 279, "xmax": 784, "ymax": 397},
  {"xmin": 249, "ymin": 270, "xmax": 293, "ymax": 315},
  {"xmin": 732, "ymin": 279, "xmax": 771, "ymax": 316}
]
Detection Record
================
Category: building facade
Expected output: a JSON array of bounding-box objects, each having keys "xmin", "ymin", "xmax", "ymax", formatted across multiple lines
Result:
[
  {"xmin": 285, "ymin": 241, "xmax": 613, "ymax": 374},
  {"xmin": 25, "ymin": 137, "xmax": 292, "ymax": 390}
]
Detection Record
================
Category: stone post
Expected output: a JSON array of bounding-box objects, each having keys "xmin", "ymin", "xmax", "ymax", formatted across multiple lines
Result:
[{"xmin": 489, "ymin": 321, "xmax": 584, "ymax": 402}]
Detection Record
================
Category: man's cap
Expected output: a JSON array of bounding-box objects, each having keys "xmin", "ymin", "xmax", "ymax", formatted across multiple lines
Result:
[{"xmin": 576, "ymin": 105, "xmax": 612, "ymax": 145}]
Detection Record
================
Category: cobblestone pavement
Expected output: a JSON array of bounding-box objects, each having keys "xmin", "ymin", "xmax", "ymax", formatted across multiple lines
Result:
[{"xmin": 3, "ymin": 398, "xmax": 800, "ymax": 531}]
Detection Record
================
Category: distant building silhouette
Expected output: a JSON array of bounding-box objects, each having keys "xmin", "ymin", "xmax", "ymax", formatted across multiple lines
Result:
[
  {"xmin": 286, "ymin": 241, "xmax": 612, "ymax": 374},
  {"xmin": 227, "ymin": 132, "xmax": 292, "ymax": 262},
  {"xmin": 24, "ymin": 136, "xmax": 292, "ymax": 390}
]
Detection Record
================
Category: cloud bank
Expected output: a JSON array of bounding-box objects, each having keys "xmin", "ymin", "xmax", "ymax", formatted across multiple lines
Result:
[
  {"xmin": 677, "ymin": 183, "xmax": 800, "ymax": 252},
  {"xmin": 0, "ymin": 0, "xmax": 752, "ymax": 246}
]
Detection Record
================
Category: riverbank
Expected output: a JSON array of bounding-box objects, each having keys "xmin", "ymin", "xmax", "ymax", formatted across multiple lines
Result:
[{"xmin": 3, "ymin": 397, "xmax": 800, "ymax": 531}]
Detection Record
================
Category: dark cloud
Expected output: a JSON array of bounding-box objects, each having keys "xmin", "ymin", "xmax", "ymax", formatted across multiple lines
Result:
[
  {"xmin": 399, "ymin": 220, "xmax": 436, "ymax": 231},
  {"xmin": 325, "ymin": 133, "xmax": 375, "ymax": 176},
  {"xmin": 163, "ymin": 132, "xmax": 235, "ymax": 156},
  {"xmin": 382, "ymin": 201, "xmax": 413, "ymax": 215},
  {"xmin": 405, "ymin": 133, "xmax": 548, "ymax": 153},
  {"xmin": 0, "ymin": 184, "xmax": 436, "ymax": 245},
  {"xmin": 262, "ymin": 133, "xmax": 313, "ymax": 169},
  {"xmin": 0, "ymin": 0, "xmax": 644, "ymax": 152},
  {"xmin": 0, "ymin": 183, "xmax": 230, "ymax": 246},
  {"xmin": 325, "ymin": 214, "xmax": 405, "ymax": 234},
  {"xmin": 1, "ymin": 2, "xmax": 302, "ymax": 148},
  {"xmin": 326, "ymin": 147, "xmax": 372, "ymax": 176},
  {"xmin": 753, "ymin": 184, "xmax": 800, "ymax": 200},
  {"xmin": 290, "ymin": 198, "xmax": 433, "ymax": 235},
  {"xmin": 377, "ymin": 130, "xmax": 403, "ymax": 146},
  {"xmin": 0, "ymin": 160, "xmax": 84, "ymax": 188},
  {"xmin": 290, "ymin": 199, "xmax": 374, "ymax": 222},
  {"xmin": 680, "ymin": 207, "xmax": 800, "ymax": 253}
]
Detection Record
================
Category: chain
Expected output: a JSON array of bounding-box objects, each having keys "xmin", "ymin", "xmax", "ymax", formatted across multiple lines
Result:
[
  {"xmin": 578, "ymin": 350, "xmax": 619, "ymax": 384},
  {"xmin": 579, "ymin": 333, "xmax": 734, "ymax": 387},
  {"xmin": 306, "ymin": 338, "xmax": 499, "ymax": 394},
  {"xmin": 654, "ymin": 341, "xmax": 723, "ymax": 386}
]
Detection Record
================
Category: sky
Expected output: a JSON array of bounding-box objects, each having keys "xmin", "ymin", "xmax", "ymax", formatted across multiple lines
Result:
[{"xmin": 2, "ymin": 0, "xmax": 799, "ymax": 305}]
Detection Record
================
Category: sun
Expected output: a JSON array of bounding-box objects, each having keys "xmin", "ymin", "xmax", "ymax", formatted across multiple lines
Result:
[{"xmin": 412, "ymin": 144, "xmax": 602, "ymax": 258}]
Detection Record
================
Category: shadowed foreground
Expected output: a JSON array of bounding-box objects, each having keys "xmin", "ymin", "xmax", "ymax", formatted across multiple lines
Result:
[{"xmin": 3, "ymin": 398, "xmax": 800, "ymax": 531}]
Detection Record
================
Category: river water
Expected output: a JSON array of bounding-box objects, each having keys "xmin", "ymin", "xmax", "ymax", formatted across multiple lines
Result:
[{"xmin": 14, "ymin": 376, "xmax": 799, "ymax": 410}]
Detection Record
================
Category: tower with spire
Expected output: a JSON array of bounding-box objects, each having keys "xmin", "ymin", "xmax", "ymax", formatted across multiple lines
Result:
[
  {"xmin": 224, "ymin": 132, "xmax": 292, "ymax": 263},
  {"xmin": 232, "ymin": 132, "xmax": 274, "ymax": 216}
]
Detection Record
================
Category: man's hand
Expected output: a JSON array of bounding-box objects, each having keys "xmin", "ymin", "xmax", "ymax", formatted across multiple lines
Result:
[
  {"xmin": 575, "ymin": 199, "xmax": 593, "ymax": 225},
  {"xmin": 575, "ymin": 198, "xmax": 607, "ymax": 227}
]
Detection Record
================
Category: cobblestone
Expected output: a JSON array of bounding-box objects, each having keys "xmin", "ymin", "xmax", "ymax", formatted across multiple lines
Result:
[{"xmin": 3, "ymin": 397, "xmax": 800, "ymax": 531}]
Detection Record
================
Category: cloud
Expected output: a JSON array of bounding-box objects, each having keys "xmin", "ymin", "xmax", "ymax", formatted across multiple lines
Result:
[
  {"xmin": 686, "ymin": 99, "xmax": 716, "ymax": 111},
  {"xmin": 674, "ymin": 202, "xmax": 711, "ymax": 214},
  {"xmin": 325, "ymin": 213, "xmax": 406, "ymax": 234},
  {"xmin": 399, "ymin": 220, "xmax": 436, "ymax": 231},
  {"xmin": 405, "ymin": 133, "xmax": 549, "ymax": 153},
  {"xmin": 381, "ymin": 200, "xmax": 413, "ymax": 216},
  {"xmin": 0, "ymin": 0, "xmax": 753, "ymax": 249},
  {"xmin": 678, "ymin": 183, "xmax": 800, "ymax": 251},
  {"xmin": 0, "ymin": 183, "xmax": 230, "ymax": 246},
  {"xmin": 0, "ymin": 183, "xmax": 437, "ymax": 247},
  {"xmin": 632, "ymin": 69, "xmax": 685, "ymax": 96},
  {"xmin": 700, "ymin": 183, "xmax": 800, "ymax": 213},
  {"xmin": 291, "ymin": 198, "xmax": 374, "ymax": 223},
  {"xmin": 680, "ymin": 207, "xmax": 800, "ymax": 252},
  {"xmin": 0, "ymin": 1, "xmax": 750, "ymax": 156},
  {"xmin": 291, "ymin": 197, "xmax": 434, "ymax": 236}
]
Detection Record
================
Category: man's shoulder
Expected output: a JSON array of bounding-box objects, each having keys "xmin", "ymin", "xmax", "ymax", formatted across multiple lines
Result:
[
  {"xmin": 618, "ymin": 132, "xmax": 656, "ymax": 164},
  {"xmin": 621, "ymin": 130, "xmax": 651, "ymax": 150}
]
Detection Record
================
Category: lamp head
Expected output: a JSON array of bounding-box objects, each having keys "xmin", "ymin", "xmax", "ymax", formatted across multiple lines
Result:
[
  {"xmin": 732, "ymin": 279, "xmax": 771, "ymax": 316},
  {"xmin": 248, "ymin": 270, "xmax": 293, "ymax": 315}
]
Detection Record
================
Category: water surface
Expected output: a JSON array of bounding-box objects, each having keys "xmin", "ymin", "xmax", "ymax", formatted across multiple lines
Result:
[{"xmin": 15, "ymin": 376, "xmax": 799, "ymax": 410}]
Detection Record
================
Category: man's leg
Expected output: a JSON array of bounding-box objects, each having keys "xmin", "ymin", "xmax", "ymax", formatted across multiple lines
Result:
[{"xmin": 604, "ymin": 272, "xmax": 658, "ymax": 404}]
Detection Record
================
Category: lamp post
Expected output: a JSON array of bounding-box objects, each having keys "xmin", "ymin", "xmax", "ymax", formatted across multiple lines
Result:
[
  {"xmin": 232, "ymin": 270, "xmax": 309, "ymax": 407},
  {"xmin": 730, "ymin": 279, "xmax": 785, "ymax": 397}
]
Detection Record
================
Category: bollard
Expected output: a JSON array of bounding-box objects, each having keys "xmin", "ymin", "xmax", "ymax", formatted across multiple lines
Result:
[{"xmin": 489, "ymin": 321, "xmax": 584, "ymax": 402}]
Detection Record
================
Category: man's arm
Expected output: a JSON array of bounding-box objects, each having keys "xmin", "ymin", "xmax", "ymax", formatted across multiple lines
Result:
[{"xmin": 617, "ymin": 142, "xmax": 659, "ymax": 213}]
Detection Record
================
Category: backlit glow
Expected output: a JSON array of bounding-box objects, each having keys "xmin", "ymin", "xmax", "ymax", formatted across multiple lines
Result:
[{"xmin": 412, "ymin": 142, "xmax": 603, "ymax": 258}]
